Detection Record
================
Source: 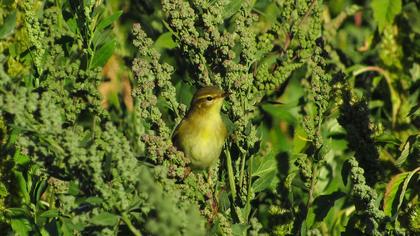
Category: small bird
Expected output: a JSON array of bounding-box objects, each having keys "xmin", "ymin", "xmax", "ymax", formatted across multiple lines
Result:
[{"xmin": 173, "ymin": 86, "xmax": 228, "ymax": 169}]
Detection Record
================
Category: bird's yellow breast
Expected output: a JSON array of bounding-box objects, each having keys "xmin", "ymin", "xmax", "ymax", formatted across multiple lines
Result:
[{"xmin": 175, "ymin": 109, "xmax": 227, "ymax": 168}]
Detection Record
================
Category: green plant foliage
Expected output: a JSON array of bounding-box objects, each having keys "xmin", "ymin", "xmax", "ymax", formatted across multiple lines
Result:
[{"xmin": 0, "ymin": 0, "xmax": 419, "ymax": 235}]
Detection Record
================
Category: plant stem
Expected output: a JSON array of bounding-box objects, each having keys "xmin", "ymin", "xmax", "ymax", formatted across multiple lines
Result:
[
  {"xmin": 225, "ymin": 148, "xmax": 236, "ymax": 199},
  {"xmin": 121, "ymin": 213, "xmax": 142, "ymax": 236},
  {"xmin": 238, "ymin": 152, "xmax": 246, "ymax": 188},
  {"xmin": 305, "ymin": 162, "xmax": 317, "ymax": 231},
  {"xmin": 244, "ymin": 155, "xmax": 253, "ymax": 221}
]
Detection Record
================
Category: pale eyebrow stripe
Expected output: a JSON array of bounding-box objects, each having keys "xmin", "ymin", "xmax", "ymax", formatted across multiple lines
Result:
[{"xmin": 195, "ymin": 94, "xmax": 223, "ymax": 100}]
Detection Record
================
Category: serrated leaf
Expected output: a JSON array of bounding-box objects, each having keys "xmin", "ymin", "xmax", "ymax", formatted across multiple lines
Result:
[
  {"xmin": 371, "ymin": 0, "xmax": 402, "ymax": 32},
  {"xmin": 96, "ymin": 10, "xmax": 122, "ymax": 31},
  {"xmin": 90, "ymin": 212, "xmax": 119, "ymax": 226},
  {"xmin": 0, "ymin": 11, "xmax": 17, "ymax": 39},
  {"xmin": 91, "ymin": 40, "xmax": 116, "ymax": 68}
]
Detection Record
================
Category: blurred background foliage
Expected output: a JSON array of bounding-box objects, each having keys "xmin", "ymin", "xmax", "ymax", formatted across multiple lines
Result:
[{"xmin": 0, "ymin": 0, "xmax": 419, "ymax": 235}]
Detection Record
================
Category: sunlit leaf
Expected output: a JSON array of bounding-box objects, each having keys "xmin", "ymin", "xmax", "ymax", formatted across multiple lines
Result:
[
  {"xmin": 223, "ymin": 0, "xmax": 243, "ymax": 19},
  {"xmin": 96, "ymin": 10, "xmax": 123, "ymax": 31},
  {"xmin": 40, "ymin": 209, "xmax": 59, "ymax": 218},
  {"xmin": 252, "ymin": 154, "xmax": 276, "ymax": 177},
  {"xmin": 10, "ymin": 218, "xmax": 31, "ymax": 236},
  {"xmin": 91, "ymin": 40, "xmax": 116, "ymax": 68},
  {"xmin": 0, "ymin": 11, "xmax": 16, "ymax": 39},
  {"xmin": 383, "ymin": 168, "xmax": 420, "ymax": 217},
  {"xmin": 90, "ymin": 212, "xmax": 120, "ymax": 226},
  {"xmin": 154, "ymin": 32, "xmax": 177, "ymax": 50},
  {"xmin": 252, "ymin": 170, "xmax": 276, "ymax": 192},
  {"xmin": 371, "ymin": 0, "xmax": 402, "ymax": 32}
]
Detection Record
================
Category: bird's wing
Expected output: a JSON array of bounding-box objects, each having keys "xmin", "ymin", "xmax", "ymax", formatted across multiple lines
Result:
[{"xmin": 171, "ymin": 118, "xmax": 186, "ymax": 148}]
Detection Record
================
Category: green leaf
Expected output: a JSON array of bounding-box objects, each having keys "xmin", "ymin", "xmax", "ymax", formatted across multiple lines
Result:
[
  {"xmin": 218, "ymin": 190, "xmax": 230, "ymax": 212},
  {"xmin": 14, "ymin": 170, "xmax": 30, "ymax": 203},
  {"xmin": 396, "ymin": 167, "xmax": 420, "ymax": 215},
  {"xmin": 252, "ymin": 154, "xmax": 276, "ymax": 177},
  {"xmin": 92, "ymin": 29, "xmax": 112, "ymax": 47},
  {"xmin": 10, "ymin": 218, "xmax": 32, "ymax": 236},
  {"xmin": 293, "ymin": 124, "xmax": 308, "ymax": 154},
  {"xmin": 383, "ymin": 167, "xmax": 420, "ymax": 217},
  {"xmin": 154, "ymin": 32, "xmax": 177, "ymax": 50},
  {"xmin": 68, "ymin": 181, "xmax": 80, "ymax": 195},
  {"xmin": 407, "ymin": 104, "xmax": 420, "ymax": 117},
  {"xmin": 232, "ymin": 223, "xmax": 249, "ymax": 236},
  {"xmin": 39, "ymin": 209, "xmax": 59, "ymax": 218},
  {"xmin": 7, "ymin": 207, "xmax": 30, "ymax": 217},
  {"xmin": 65, "ymin": 18, "xmax": 78, "ymax": 34},
  {"xmin": 13, "ymin": 151, "xmax": 30, "ymax": 166},
  {"xmin": 313, "ymin": 191, "xmax": 346, "ymax": 222},
  {"xmin": 403, "ymin": 2, "xmax": 420, "ymax": 34},
  {"xmin": 79, "ymin": 196, "xmax": 103, "ymax": 206},
  {"xmin": 383, "ymin": 172, "xmax": 407, "ymax": 216},
  {"xmin": 251, "ymin": 170, "xmax": 276, "ymax": 192},
  {"xmin": 261, "ymin": 104, "xmax": 296, "ymax": 123},
  {"xmin": 96, "ymin": 10, "xmax": 123, "ymax": 31},
  {"xmin": 0, "ymin": 182, "xmax": 8, "ymax": 197},
  {"xmin": 61, "ymin": 218, "xmax": 78, "ymax": 236},
  {"xmin": 90, "ymin": 212, "xmax": 120, "ymax": 226},
  {"xmin": 223, "ymin": 0, "xmax": 243, "ymax": 19},
  {"xmin": 0, "ymin": 10, "xmax": 17, "ymax": 39},
  {"xmin": 90, "ymin": 40, "xmax": 116, "ymax": 68},
  {"xmin": 395, "ymin": 135, "xmax": 418, "ymax": 166},
  {"xmin": 371, "ymin": 0, "xmax": 402, "ymax": 32},
  {"xmin": 33, "ymin": 179, "xmax": 48, "ymax": 203}
]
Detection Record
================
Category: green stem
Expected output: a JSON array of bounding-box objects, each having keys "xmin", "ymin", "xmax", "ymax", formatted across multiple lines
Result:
[
  {"xmin": 244, "ymin": 155, "xmax": 253, "ymax": 221},
  {"xmin": 121, "ymin": 213, "xmax": 142, "ymax": 236},
  {"xmin": 238, "ymin": 152, "xmax": 246, "ymax": 188},
  {"xmin": 225, "ymin": 148, "xmax": 236, "ymax": 199},
  {"xmin": 305, "ymin": 162, "xmax": 317, "ymax": 232}
]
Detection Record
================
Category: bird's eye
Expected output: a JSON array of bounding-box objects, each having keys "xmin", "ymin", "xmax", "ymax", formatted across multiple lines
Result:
[{"xmin": 206, "ymin": 96, "xmax": 213, "ymax": 101}]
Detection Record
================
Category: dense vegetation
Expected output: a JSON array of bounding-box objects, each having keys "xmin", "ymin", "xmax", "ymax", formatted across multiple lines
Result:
[{"xmin": 0, "ymin": 0, "xmax": 419, "ymax": 235}]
